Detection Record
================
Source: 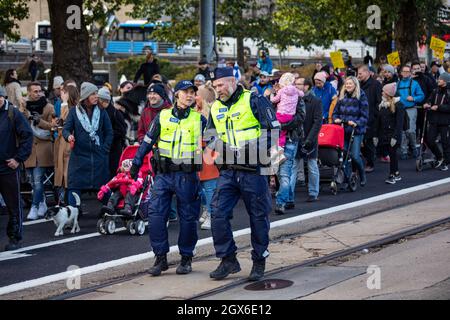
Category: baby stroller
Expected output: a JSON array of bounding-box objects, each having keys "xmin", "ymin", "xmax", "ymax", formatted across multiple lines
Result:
[
  {"xmin": 97, "ymin": 145, "xmax": 154, "ymax": 236},
  {"xmin": 416, "ymin": 109, "xmax": 437, "ymax": 172},
  {"xmin": 317, "ymin": 124, "xmax": 358, "ymax": 195}
]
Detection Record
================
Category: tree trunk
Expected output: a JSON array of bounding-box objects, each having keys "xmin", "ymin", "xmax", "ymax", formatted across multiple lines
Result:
[
  {"xmin": 394, "ymin": 0, "xmax": 419, "ymax": 65},
  {"xmin": 48, "ymin": 0, "xmax": 93, "ymax": 87},
  {"xmin": 236, "ymin": 34, "xmax": 245, "ymax": 68},
  {"xmin": 375, "ymin": 33, "xmax": 392, "ymax": 63}
]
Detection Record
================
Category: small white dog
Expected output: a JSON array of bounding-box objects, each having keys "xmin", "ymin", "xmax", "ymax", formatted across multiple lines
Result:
[{"xmin": 45, "ymin": 192, "xmax": 82, "ymax": 237}]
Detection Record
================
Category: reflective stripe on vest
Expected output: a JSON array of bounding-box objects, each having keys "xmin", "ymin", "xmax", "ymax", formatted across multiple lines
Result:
[
  {"xmin": 158, "ymin": 108, "xmax": 202, "ymax": 159},
  {"xmin": 210, "ymin": 90, "xmax": 261, "ymax": 147}
]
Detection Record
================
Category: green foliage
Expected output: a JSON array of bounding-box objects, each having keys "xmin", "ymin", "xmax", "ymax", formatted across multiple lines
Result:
[
  {"xmin": 116, "ymin": 56, "xmax": 193, "ymax": 81},
  {"xmin": 0, "ymin": 0, "xmax": 31, "ymax": 40}
]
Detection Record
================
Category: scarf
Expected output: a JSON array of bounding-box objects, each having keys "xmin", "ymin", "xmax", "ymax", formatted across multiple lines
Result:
[
  {"xmin": 379, "ymin": 97, "xmax": 400, "ymax": 110},
  {"xmin": 26, "ymin": 96, "xmax": 48, "ymax": 115},
  {"xmin": 76, "ymin": 105, "xmax": 101, "ymax": 146}
]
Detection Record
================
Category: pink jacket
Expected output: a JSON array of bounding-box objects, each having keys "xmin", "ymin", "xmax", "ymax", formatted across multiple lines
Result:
[{"xmin": 271, "ymin": 85, "xmax": 304, "ymax": 116}]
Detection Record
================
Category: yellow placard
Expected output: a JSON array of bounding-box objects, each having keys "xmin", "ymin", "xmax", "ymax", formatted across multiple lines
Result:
[
  {"xmin": 387, "ymin": 51, "xmax": 401, "ymax": 67},
  {"xmin": 430, "ymin": 36, "xmax": 446, "ymax": 52},
  {"xmin": 329, "ymin": 51, "xmax": 346, "ymax": 69}
]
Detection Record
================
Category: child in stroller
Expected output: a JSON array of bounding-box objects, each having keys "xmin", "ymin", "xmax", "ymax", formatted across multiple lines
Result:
[
  {"xmin": 97, "ymin": 145, "xmax": 153, "ymax": 236},
  {"xmin": 97, "ymin": 159, "xmax": 143, "ymax": 216}
]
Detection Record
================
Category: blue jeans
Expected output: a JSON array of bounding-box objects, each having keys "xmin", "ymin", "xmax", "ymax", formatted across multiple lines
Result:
[
  {"xmin": 276, "ymin": 140, "xmax": 298, "ymax": 206},
  {"xmin": 344, "ymin": 134, "xmax": 365, "ymax": 181},
  {"xmin": 291, "ymin": 151, "xmax": 320, "ymax": 200},
  {"xmin": 201, "ymin": 178, "xmax": 218, "ymax": 216},
  {"xmin": 26, "ymin": 167, "xmax": 46, "ymax": 207}
]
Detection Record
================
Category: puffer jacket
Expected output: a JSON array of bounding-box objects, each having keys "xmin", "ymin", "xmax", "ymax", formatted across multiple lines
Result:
[{"xmin": 332, "ymin": 90, "xmax": 369, "ymax": 135}]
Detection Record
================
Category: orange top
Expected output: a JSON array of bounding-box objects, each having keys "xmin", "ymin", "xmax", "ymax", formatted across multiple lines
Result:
[{"xmin": 199, "ymin": 146, "xmax": 220, "ymax": 181}]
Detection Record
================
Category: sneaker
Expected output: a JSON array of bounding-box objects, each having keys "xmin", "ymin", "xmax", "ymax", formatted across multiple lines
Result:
[
  {"xmin": 27, "ymin": 206, "xmax": 39, "ymax": 220},
  {"xmin": 199, "ymin": 207, "xmax": 208, "ymax": 223},
  {"xmin": 248, "ymin": 259, "xmax": 266, "ymax": 282},
  {"xmin": 148, "ymin": 254, "xmax": 169, "ymax": 276},
  {"xmin": 380, "ymin": 156, "xmax": 390, "ymax": 163},
  {"xmin": 210, "ymin": 254, "xmax": 241, "ymax": 280},
  {"xmin": 434, "ymin": 158, "xmax": 444, "ymax": 169},
  {"xmin": 176, "ymin": 256, "xmax": 192, "ymax": 275},
  {"xmin": 306, "ymin": 196, "xmax": 318, "ymax": 202},
  {"xmin": 201, "ymin": 215, "xmax": 211, "ymax": 230},
  {"xmin": 285, "ymin": 202, "xmax": 295, "ymax": 210},
  {"xmin": 394, "ymin": 172, "xmax": 402, "ymax": 181},
  {"xmin": 37, "ymin": 201, "xmax": 47, "ymax": 218},
  {"xmin": 385, "ymin": 175, "xmax": 396, "ymax": 184},
  {"xmin": 365, "ymin": 166, "xmax": 374, "ymax": 173},
  {"xmin": 4, "ymin": 239, "xmax": 21, "ymax": 251},
  {"xmin": 274, "ymin": 204, "xmax": 285, "ymax": 215},
  {"xmin": 441, "ymin": 165, "xmax": 449, "ymax": 171}
]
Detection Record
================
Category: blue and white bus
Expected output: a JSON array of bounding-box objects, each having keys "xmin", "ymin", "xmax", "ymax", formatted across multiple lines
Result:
[{"xmin": 106, "ymin": 20, "xmax": 177, "ymax": 55}]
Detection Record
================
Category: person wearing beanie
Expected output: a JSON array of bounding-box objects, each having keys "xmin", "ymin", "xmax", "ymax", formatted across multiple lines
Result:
[
  {"xmin": 22, "ymin": 81, "xmax": 55, "ymax": 220},
  {"xmin": 63, "ymin": 81, "xmax": 113, "ymax": 208},
  {"xmin": 194, "ymin": 74, "xmax": 206, "ymax": 88},
  {"xmin": 313, "ymin": 71, "xmax": 338, "ymax": 123},
  {"xmin": 137, "ymin": 83, "xmax": 172, "ymax": 143},
  {"xmin": 382, "ymin": 64, "xmax": 398, "ymax": 86},
  {"xmin": 423, "ymin": 72, "xmax": 450, "ymax": 171},
  {"xmin": 130, "ymin": 80, "xmax": 207, "ymax": 277},
  {"xmin": 97, "ymin": 87, "xmax": 126, "ymax": 179},
  {"xmin": 373, "ymin": 82, "xmax": 405, "ymax": 184}
]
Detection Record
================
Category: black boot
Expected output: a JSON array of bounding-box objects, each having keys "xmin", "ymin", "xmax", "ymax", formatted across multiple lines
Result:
[
  {"xmin": 4, "ymin": 238, "xmax": 21, "ymax": 251},
  {"xmin": 148, "ymin": 254, "xmax": 168, "ymax": 276},
  {"xmin": 120, "ymin": 193, "xmax": 136, "ymax": 216},
  {"xmin": 119, "ymin": 204, "xmax": 133, "ymax": 216},
  {"xmin": 176, "ymin": 256, "xmax": 192, "ymax": 275},
  {"xmin": 248, "ymin": 259, "xmax": 266, "ymax": 281},
  {"xmin": 210, "ymin": 254, "xmax": 241, "ymax": 280}
]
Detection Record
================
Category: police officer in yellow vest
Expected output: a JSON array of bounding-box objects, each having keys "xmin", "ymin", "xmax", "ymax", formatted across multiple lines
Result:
[
  {"xmin": 131, "ymin": 80, "xmax": 206, "ymax": 276},
  {"xmin": 207, "ymin": 67, "xmax": 280, "ymax": 281}
]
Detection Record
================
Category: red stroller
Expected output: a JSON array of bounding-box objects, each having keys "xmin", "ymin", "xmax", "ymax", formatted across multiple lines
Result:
[{"xmin": 97, "ymin": 145, "xmax": 154, "ymax": 236}]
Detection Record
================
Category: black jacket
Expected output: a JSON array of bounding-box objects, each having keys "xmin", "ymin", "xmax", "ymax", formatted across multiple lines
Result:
[
  {"xmin": 0, "ymin": 101, "xmax": 33, "ymax": 175},
  {"xmin": 133, "ymin": 60, "xmax": 160, "ymax": 86},
  {"xmin": 374, "ymin": 101, "xmax": 405, "ymax": 145},
  {"xmin": 302, "ymin": 92, "xmax": 323, "ymax": 147},
  {"xmin": 360, "ymin": 77, "xmax": 382, "ymax": 136},
  {"xmin": 413, "ymin": 73, "xmax": 436, "ymax": 105},
  {"xmin": 280, "ymin": 97, "xmax": 306, "ymax": 143},
  {"xmin": 426, "ymin": 85, "xmax": 450, "ymax": 126},
  {"xmin": 106, "ymin": 102, "xmax": 127, "ymax": 144}
]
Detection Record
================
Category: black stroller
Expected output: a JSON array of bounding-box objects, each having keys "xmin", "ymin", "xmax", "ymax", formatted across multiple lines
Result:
[{"xmin": 318, "ymin": 123, "xmax": 358, "ymax": 195}]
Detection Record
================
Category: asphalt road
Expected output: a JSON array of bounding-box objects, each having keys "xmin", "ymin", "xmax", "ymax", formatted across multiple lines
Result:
[{"xmin": 0, "ymin": 158, "xmax": 449, "ymax": 288}]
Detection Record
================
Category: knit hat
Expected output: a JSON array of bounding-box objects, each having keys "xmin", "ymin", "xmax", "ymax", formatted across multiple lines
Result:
[
  {"xmin": 98, "ymin": 87, "xmax": 111, "ymax": 101},
  {"xmin": 194, "ymin": 74, "xmax": 206, "ymax": 84},
  {"xmin": 147, "ymin": 83, "xmax": 168, "ymax": 101},
  {"xmin": 53, "ymin": 76, "xmax": 64, "ymax": 89},
  {"xmin": 439, "ymin": 72, "xmax": 450, "ymax": 83},
  {"xmin": 197, "ymin": 85, "xmax": 216, "ymax": 104},
  {"xmin": 80, "ymin": 82, "xmax": 98, "ymax": 101},
  {"xmin": 383, "ymin": 83, "xmax": 397, "ymax": 97},
  {"xmin": 383, "ymin": 64, "xmax": 395, "ymax": 75},
  {"xmin": 314, "ymin": 71, "xmax": 327, "ymax": 83},
  {"xmin": 0, "ymin": 86, "xmax": 7, "ymax": 98}
]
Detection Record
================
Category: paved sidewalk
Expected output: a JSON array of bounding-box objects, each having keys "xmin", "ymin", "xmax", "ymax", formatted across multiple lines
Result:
[{"xmin": 71, "ymin": 194, "xmax": 450, "ymax": 300}]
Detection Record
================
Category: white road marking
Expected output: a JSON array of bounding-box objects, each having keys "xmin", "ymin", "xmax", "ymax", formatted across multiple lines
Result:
[
  {"xmin": 0, "ymin": 177, "xmax": 449, "ymax": 296},
  {"xmin": 23, "ymin": 219, "xmax": 50, "ymax": 226},
  {"xmin": 0, "ymin": 253, "xmax": 34, "ymax": 262}
]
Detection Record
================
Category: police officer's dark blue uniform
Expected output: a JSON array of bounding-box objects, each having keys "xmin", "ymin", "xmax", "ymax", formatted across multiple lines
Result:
[
  {"xmin": 207, "ymin": 67, "xmax": 280, "ymax": 281},
  {"xmin": 131, "ymin": 80, "xmax": 207, "ymax": 276}
]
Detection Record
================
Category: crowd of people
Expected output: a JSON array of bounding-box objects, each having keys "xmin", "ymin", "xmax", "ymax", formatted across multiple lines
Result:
[{"xmin": 1, "ymin": 54, "xmax": 450, "ymax": 281}]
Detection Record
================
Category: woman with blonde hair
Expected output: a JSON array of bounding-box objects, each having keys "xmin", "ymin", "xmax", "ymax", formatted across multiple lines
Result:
[
  {"xmin": 332, "ymin": 76, "xmax": 369, "ymax": 187},
  {"xmin": 53, "ymin": 83, "xmax": 79, "ymax": 203},
  {"xmin": 194, "ymin": 83, "xmax": 219, "ymax": 230}
]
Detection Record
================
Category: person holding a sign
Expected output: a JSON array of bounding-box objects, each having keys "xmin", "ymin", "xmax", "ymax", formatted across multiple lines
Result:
[{"xmin": 396, "ymin": 65, "xmax": 425, "ymax": 160}]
